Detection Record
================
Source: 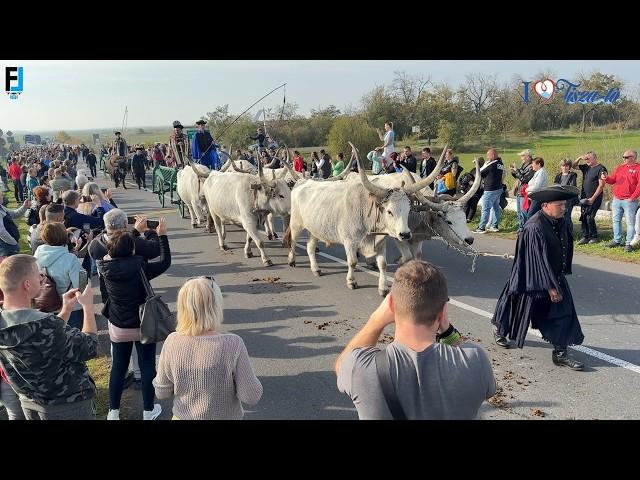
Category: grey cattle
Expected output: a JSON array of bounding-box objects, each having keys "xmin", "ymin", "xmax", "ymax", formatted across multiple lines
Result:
[{"xmin": 284, "ymin": 142, "xmax": 438, "ymax": 296}]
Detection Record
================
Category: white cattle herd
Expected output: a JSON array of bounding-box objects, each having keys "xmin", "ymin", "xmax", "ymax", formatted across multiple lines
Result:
[{"xmin": 175, "ymin": 142, "xmax": 481, "ymax": 296}]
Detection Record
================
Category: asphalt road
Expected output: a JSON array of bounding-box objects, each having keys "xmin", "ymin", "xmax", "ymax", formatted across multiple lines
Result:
[
  {"xmin": 4, "ymin": 164, "xmax": 636, "ymax": 421},
  {"xmin": 89, "ymin": 164, "xmax": 640, "ymax": 420}
]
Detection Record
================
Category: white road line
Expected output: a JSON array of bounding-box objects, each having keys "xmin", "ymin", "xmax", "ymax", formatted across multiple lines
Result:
[
  {"xmin": 294, "ymin": 241, "xmax": 640, "ymax": 375},
  {"xmin": 127, "ymin": 179, "xmax": 640, "ymax": 375}
]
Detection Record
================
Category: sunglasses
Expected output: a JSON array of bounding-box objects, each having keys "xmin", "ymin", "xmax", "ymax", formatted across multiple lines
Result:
[{"xmin": 187, "ymin": 275, "xmax": 216, "ymax": 285}]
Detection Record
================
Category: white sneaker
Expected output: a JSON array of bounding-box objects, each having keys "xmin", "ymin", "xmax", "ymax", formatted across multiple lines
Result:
[
  {"xmin": 143, "ymin": 403, "xmax": 162, "ymax": 420},
  {"xmin": 107, "ymin": 409, "xmax": 120, "ymax": 420},
  {"xmin": 487, "ymin": 227, "xmax": 499, "ymax": 233},
  {"xmin": 630, "ymin": 235, "xmax": 640, "ymax": 248}
]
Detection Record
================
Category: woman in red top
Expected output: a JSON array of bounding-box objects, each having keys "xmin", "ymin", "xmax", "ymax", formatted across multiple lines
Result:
[
  {"xmin": 293, "ymin": 151, "xmax": 305, "ymax": 173},
  {"xmin": 8, "ymin": 159, "xmax": 24, "ymax": 203}
]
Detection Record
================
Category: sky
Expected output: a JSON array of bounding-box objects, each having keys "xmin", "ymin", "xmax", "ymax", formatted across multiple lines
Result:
[{"xmin": 1, "ymin": 60, "xmax": 639, "ymax": 133}]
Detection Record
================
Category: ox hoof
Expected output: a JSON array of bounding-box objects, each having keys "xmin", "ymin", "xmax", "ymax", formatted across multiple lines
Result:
[
  {"xmin": 379, "ymin": 289, "xmax": 389, "ymax": 297},
  {"xmin": 312, "ymin": 270, "xmax": 322, "ymax": 277},
  {"xmin": 245, "ymin": 252, "xmax": 253, "ymax": 258},
  {"xmin": 267, "ymin": 234, "xmax": 273, "ymax": 240},
  {"xmin": 264, "ymin": 259, "xmax": 274, "ymax": 267},
  {"xmin": 273, "ymin": 232, "xmax": 279, "ymax": 239},
  {"xmin": 220, "ymin": 245, "xmax": 229, "ymax": 251},
  {"xmin": 288, "ymin": 261, "xmax": 296, "ymax": 267},
  {"xmin": 348, "ymin": 282, "xmax": 359, "ymax": 290}
]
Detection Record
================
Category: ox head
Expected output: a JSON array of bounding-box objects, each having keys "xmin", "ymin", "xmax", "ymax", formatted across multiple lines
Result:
[
  {"xmin": 350, "ymin": 142, "xmax": 412, "ymax": 241},
  {"xmin": 252, "ymin": 159, "xmax": 292, "ymax": 217},
  {"xmin": 405, "ymin": 157, "xmax": 482, "ymax": 246}
]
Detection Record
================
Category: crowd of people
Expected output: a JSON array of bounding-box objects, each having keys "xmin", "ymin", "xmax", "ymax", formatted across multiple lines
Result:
[{"xmin": 1, "ymin": 121, "xmax": 638, "ymax": 421}]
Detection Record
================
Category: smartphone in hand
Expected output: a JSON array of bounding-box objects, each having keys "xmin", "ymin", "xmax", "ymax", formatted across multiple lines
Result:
[
  {"xmin": 146, "ymin": 219, "xmax": 159, "ymax": 229},
  {"xmin": 78, "ymin": 270, "xmax": 88, "ymax": 292}
]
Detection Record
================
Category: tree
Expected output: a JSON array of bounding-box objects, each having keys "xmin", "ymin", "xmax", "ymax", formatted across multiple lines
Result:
[
  {"xmin": 571, "ymin": 73, "xmax": 624, "ymax": 133},
  {"xmin": 437, "ymin": 120, "xmax": 465, "ymax": 149},
  {"xmin": 311, "ymin": 105, "xmax": 341, "ymax": 118},
  {"xmin": 462, "ymin": 73, "xmax": 497, "ymax": 115},
  {"xmin": 327, "ymin": 116, "xmax": 379, "ymax": 161},
  {"xmin": 55, "ymin": 131, "xmax": 71, "ymax": 143}
]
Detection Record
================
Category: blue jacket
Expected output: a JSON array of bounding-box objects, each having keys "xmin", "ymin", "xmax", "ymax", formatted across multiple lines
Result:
[
  {"xmin": 34, "ymin": 244, "xmax": 82, "ymax": 311},
  {"xmin": 63, "ymin": 206, "xmax": 104, "ymax": 230},
  {"xmin": 192, "ymin": 131, "xmax": 220, "ymax": 169}
]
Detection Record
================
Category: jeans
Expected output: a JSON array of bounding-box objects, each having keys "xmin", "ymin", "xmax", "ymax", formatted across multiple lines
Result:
[
  {"xmin": 612, "ymin": 198, "xmax": 638, "ymax": 245},
  {"xmin": 0, "ymin": 240, "xmax": 20, "ymax": 257},
  {"xmin": 12, "ymin": 180, "xmax": 23, "ymax": 202},
  {"xmin": 110, "ymin": 341, "xmax": 156, "ymax": 411},
  {"xmin": 580, "ymin": 196, "xmax": 602, "ymax": 239},
  {"xmin": 21, "ymin": 398, "xmax": 95, "ymax": 420},
  {"xmin": 68, "ymin": 309, "xmax": 84, "ymax": 330},
  {"xmin": 1, "ymin": 378, "xmax": 25, "ymax": 420},
  {"xmin": 89, "ymin": 163, "xmax": 97, "ymax": 177},
  {"xmin": 479, "ymin": 189, "xmax": 502, "ymax": 230},
  {"xmin": 527, "ymin": 199, "xmax": 542, "ymax": 220},
  {"xmin": 516, "ymin": 196, "xmax": 528, "ymax": 230}
]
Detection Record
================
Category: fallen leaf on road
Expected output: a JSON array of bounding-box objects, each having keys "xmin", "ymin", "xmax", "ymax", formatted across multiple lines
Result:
[{"xmin": 531, "ymin": 408, "xmax": 546, "ymax": 417}]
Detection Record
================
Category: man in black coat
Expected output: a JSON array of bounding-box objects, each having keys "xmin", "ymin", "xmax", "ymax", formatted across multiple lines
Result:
[
  {"xmin": 399, "ymin": 146, "xmax": 417, "ymax": 173},
  {"xmin": 86, "ymin": 149, "xmax": 98, "ymax": 178},
  {"xmin": 131, "ymin": 146, "xmax": 147, "ymax": 189},
  {"xmin": 491, "ymin": 184, "xmax": 585, "ymax": 370}
]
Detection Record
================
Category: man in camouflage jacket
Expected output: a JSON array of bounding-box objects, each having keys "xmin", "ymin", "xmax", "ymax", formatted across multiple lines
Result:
[{"xmin": 0, "ymin": 255, "xmax": 98, "ymax": 420}]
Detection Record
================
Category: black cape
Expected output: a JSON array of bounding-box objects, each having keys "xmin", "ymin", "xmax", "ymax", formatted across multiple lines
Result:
[{"xmin": 492, "ymin": 210, "xmax": 584, "ymax": 348}]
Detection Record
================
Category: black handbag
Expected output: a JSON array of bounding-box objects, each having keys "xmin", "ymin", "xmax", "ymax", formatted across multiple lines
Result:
[{"xmin": 139, "ymin": 268, "xmax": 176, "ymax": 344}]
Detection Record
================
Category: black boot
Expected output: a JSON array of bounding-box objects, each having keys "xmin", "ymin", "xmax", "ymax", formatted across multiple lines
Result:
[
  {"xmin": 552, "ymin": 348, "xmax": 584, "ymax": 371},
  {"xmin": 493, "ymin": 329, "xmax": 509, "ymax": 348}
]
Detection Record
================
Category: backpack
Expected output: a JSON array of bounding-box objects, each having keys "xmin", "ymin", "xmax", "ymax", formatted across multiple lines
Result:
[
  {"xmin": 443, "ymin": 172, "xmax": 456, "ymax": 190},
  {"xmin": 25, "ymin": 207, "xmax": 39, "ymax": 226},
  {"xmin": 33, "ymin": 267, "xmax": 70, "ymax": 313}
]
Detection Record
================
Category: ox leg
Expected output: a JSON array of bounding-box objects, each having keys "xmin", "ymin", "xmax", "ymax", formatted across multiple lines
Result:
[
  {"xmin": 269, "ymin": 214, "xmax": 278, "ymax": 239},
  {"xmin": 344, "ymin": 242, "xmax": 359, "ymax": 290},
  {"xmin": 307, "ymin": 236, "xmax": 321, "ymax": 276},
  {"xmin": 265, "ymin": 213, "xmax": 274, "ymax": 240},
  {"xmin": 187, "ymin": 202, "xmax": 198, "ymax": 228},
  {"xmin": 212, "ymin": 215, "xmax": 228, "ymax": 250},
  {"xmin": 411, "ymin": 240, "xmax": 423, "ymax": 261},
  {"xmin": 244, "ymin": 221, "xmax": 272, "ymax": 266},
  {"xmin": 393, "ymin": 238, "xmax": 414, "ymax": 264},
  {"xmin": 281, "ymin": 215, "xmax": 290, "ymax": 247},
  {"xmin": 207, "ymin": 214, "xmax": 215, "ymax": 234},
  {"xmin": 376, "ymin": 251, "xmax": 389, "ymax": 297},
  {"xmin": 245, "ymin": 233, "xmax": 254, "ymax": 258},
  {"xmin": 287, "ymin": 224, "xmax": 302, "ymax": 267}
]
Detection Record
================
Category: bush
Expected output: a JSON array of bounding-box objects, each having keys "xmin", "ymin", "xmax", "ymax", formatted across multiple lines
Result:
[
  {"xmin": 327, "ymin": 116, "xmax": 379, "ymax": 160},
  {"xmin": 436, "ymin": 120, "xmax": 465, "ymax": 150}
]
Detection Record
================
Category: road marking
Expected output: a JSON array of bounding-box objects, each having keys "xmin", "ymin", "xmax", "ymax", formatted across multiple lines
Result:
[
  {"xmin": 120, "ymin": 174, "xmax": 640, "ymax": 375},
  {"xmin": 293, "ymin": 241, "xmax": 640, "ymax": 375}
]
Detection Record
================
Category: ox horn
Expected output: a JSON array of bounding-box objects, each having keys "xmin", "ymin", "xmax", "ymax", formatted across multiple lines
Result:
[
  {"xmin": 284, "ymin": 161, "xmax": 302, "ymax": 181},
  {"xmin": 455, "ymin": 158, "xmax": 482, "ymax": 205},
  {"xmin": 231, "ymin": 159, "xmax": 251, "ymax": 174},
  {"xmin": 349, "ymin": 141, "xmax": 387, "ymax": 198},
  {"xmin": 403, "ymin": 144, "xmax": 448, "ymax": 194},
  {"xmin": 402, "ymin": 167, "xmax": 446, "ymax": 211},
  {"xmin": 220, "ymin": 159, "xmax": 231, "ymax": 172},
  {"xmin": 191, "ymin": 163, "xmax": 210, "ymax": 179},
  {"xmin": 257, "ymin": 157, "xmax": 276, "ymax": 186}
]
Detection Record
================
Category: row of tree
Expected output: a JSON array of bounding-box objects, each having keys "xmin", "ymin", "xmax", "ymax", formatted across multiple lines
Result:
[{"xmin": 198, "ymin": 71, "xmax": 640, "ymax": 157}]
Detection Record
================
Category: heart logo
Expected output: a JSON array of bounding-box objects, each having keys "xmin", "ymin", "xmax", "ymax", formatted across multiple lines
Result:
[{"xmin": 533, "ymin": 79, "xmax": 556, "ymax": 101}]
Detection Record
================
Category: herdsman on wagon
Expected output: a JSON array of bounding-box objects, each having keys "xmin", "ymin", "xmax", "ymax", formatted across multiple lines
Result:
[
  {"xmin": 168, "ymin": 120, "xmax": 191, "ymax": 169},
  {"xmin": 192, "ymin": 120, "xmax": 220, "ymax": 170}
]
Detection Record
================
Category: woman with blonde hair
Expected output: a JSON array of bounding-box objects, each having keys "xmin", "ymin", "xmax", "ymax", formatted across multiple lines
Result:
[{"xmin": 154, "ymin": 277, "xmax": 262, "ymax": 420}]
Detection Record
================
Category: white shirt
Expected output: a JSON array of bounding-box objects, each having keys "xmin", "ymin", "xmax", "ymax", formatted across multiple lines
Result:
[{"xmin": 526, "ymin": 167, "xmax": 548, "ymax": 194}]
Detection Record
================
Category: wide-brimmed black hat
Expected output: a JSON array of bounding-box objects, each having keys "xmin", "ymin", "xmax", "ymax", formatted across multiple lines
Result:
[
  {"xmin": 136, "ymin": 146, "xmax": 144, "ymax": 151},
  {"xmin": 172, "ymin": 120, "xmax": 184, "ymax": 129},
  {"xmin": 195, "ymin": 120, "xmax": 207, "ymax": 125},
  {"xmin": 529, "ymin": 184, "xmax": 580, "ymax": 203},
  {"xmin": 114, "ymin": 131, "xmax": 121, "ymax": 135}
]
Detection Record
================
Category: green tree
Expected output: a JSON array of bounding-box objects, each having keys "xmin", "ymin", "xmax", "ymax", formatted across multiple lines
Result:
[
  {"xmin": 55, "ymin": 131, "xmax": 71, "ymax": 143},
  {"xmin": 437, "ymin": 119, "xmax": 465, "ymax": 149},
  {"xmin": 327, "ymin": 116, "xmax": 379, "ymax": 161}
]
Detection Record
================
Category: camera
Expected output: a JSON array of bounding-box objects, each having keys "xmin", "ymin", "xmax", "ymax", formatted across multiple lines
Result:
[{"xmin": 127, "ymin": 216, "xmax": 159, "ymax": 229}]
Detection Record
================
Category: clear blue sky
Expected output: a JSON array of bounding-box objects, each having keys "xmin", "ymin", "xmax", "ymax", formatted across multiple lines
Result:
[{"xmin": 1, "ymin": 60, "xmax": 639, "ymax": 132}]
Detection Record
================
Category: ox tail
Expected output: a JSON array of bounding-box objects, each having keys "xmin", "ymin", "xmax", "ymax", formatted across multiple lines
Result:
[{"xmin": 283, "ymin": 226, "xmax": 292, "ymax": 249}]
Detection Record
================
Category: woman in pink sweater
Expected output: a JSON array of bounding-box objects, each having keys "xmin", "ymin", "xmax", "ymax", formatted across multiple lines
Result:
[{"xmin": 153, "ymin": 277, "xmax": 263, "ymax": 420}]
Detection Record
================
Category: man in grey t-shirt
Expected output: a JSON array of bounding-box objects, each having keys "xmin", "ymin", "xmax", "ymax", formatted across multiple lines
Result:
[{"xmin": 336, "ymin": 260, "xmax": 496, "ymax": 420}]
